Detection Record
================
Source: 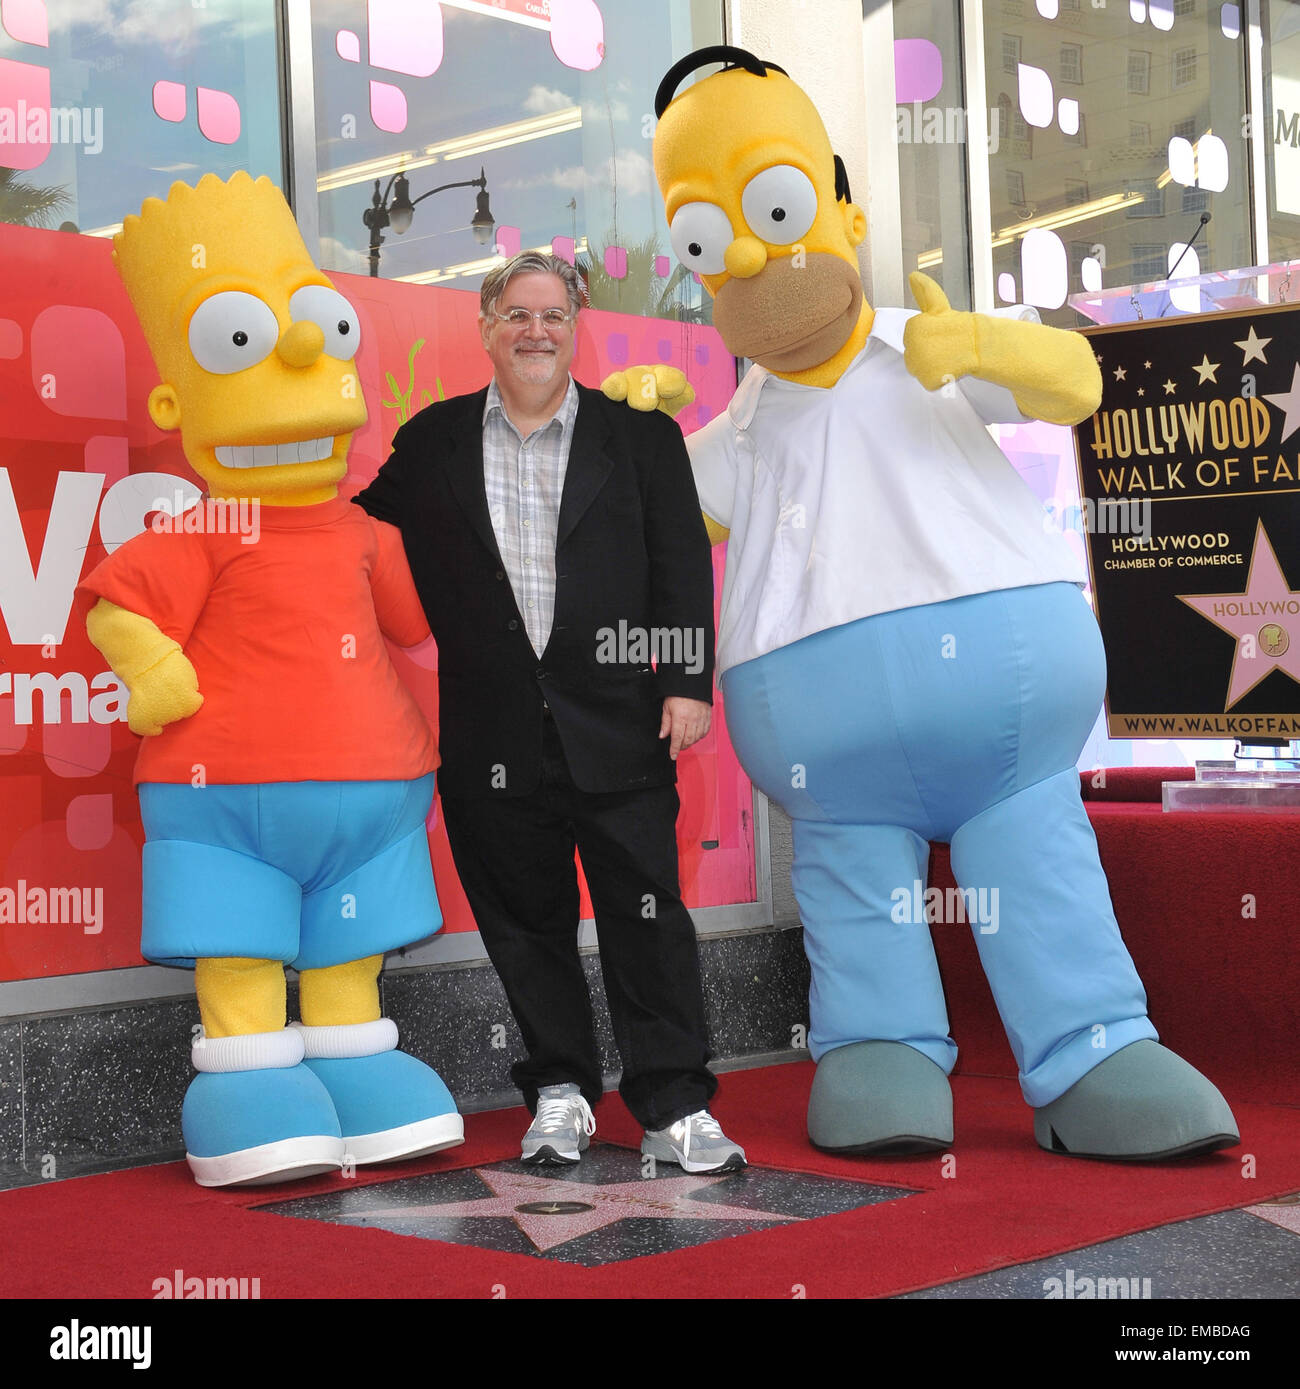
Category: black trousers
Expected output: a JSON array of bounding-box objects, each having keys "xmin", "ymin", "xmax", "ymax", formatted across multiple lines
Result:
[{"xmin": 439, "ymin": 713, "xmax": 717, "ymax": 1130}]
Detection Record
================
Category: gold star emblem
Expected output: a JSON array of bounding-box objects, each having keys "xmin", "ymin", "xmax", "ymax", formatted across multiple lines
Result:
[
  {"xmin": 1137, "ymin": 387, "xmax": 1145, "ymax": 396},
  {"xmin": 1193, "ymin": 355, "xmax": 1220, "ymax": 384},
  {"xmin": 1163, "ymin": 379, "xmax": 1177, "ymax": 395},
  {"xmin": 1113, "ymin": 365, "xmax": 1127, "ymax": 381},
  {"xmin": 1234, "ymin": 326, "xmax": 1271, "ymax": 365},
  {"xmin": 1143, "ymin": 360, "xmax": 1152, "ymax": 369}
]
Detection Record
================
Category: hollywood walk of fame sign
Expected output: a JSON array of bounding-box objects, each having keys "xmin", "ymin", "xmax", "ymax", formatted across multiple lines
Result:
[{"xmin": 1073, "ymin": 304, "xmax": 1300, "ymax": 738}]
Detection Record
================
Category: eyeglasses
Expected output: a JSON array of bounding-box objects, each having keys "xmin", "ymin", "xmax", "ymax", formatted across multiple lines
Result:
[{"xmin": 492, "ymin": 307, "xmax": 574, "ymax": 329}]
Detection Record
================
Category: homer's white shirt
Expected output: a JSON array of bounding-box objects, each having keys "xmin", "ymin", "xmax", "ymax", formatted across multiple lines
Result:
[{"xmin": 687, "ymin": 308, "xmax": 1087, "ymax": 677}]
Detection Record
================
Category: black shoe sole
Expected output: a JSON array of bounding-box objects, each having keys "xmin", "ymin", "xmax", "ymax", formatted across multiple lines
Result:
[
  {"xmin": 520, "ymin": 1145, "xmax": 581, "ymax": 1166},
  {"xmin": 1039, "ymin": 1127, "xmax": 1241, "ymax": 1162},
  {"xmin": 811, "ymin": 1135, "xmax": 951, "ymax": 1157}
]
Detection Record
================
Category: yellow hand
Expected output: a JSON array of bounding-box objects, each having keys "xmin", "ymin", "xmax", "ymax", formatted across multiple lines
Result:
[
  {"xmin": 85, "ymin": 598, "xmax": 203, "ymax": 736},
  {"xmin": 601, "ymin": 365, "xmax": 697, "ymax": 418},
  {"xmin": 126, "ymin": 648, "xmax": 203, "ymax": 737},
  {"xmin": 902, "ymin": 271, "xmax": 978, "ymax": 391},
  {"xmin": 903, "ymin": 271, "xmax": 1102, "ymax": 424}
]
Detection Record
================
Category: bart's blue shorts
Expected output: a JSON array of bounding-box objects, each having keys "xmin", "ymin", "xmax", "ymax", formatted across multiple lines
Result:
[{"xmin": 137, "ymin": 775, "xmax": 441, "ymax": 971}]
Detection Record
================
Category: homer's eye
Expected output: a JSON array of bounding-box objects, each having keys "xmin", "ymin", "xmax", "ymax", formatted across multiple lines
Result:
[
  {"xmin": 289, "ymin": 284, "xmax": 361, "ymax": 360},
  {"xmin": 188, "ymin": 291, "xmax": 278, "ymax": 375},
  {"xmin": 669, "ymin": 202, "xmax": 732, "ymax": 275},
  {"xmin": 741, "ymin": 165, "xmax": 818, "ymax": 246}
]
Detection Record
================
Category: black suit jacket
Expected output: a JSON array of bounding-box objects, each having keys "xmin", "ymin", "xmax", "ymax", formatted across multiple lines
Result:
[{"xmin": 354, "ymin": 381, "xmax": 716, "ymax": 797}]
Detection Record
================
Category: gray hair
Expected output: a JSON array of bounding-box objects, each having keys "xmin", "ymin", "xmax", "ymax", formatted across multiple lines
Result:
[{"xmin": 479, "ymin": 251, "xmax": 586, "ymax": 319}]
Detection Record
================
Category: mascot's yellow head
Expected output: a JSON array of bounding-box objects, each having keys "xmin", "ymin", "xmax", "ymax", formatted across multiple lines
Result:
[
  {"xmin": 653, "ymin": 47, "xmax": 871, "ymax": 387},
  {"xmin": 114, "ymin": 172, "xmax": 366, "ymax": 506}
]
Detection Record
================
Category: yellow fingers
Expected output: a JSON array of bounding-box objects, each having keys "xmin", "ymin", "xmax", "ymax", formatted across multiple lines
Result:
[{"xmin": 909, "ymin": 270, "xmax": 951, "ymax": 316}]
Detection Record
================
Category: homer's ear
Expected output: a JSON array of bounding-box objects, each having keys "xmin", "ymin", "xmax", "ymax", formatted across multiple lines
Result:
[
  {"xmin": 842, "ymin": 201, "xmax": 867, "ymax": 248},
  {"xmin": 147, "ymin": 384, "xmax": 181, "ymax": 432}
]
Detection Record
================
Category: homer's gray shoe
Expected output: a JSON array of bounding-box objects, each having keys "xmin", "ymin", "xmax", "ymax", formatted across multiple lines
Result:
[
  {"xmin": 521, "ymin": 1083, "xmax": 596, "ymax": 1165},
  {"xmin": 808, "ymin": 1040, "xmax": 953, "ymax": 1154},
  {"xmin": 641, "ymin": 1111, "xmax": 746, "ymax": 1173},
  {"xmin": 1034, "ymin": 1040, "xmax": 1239, "ymax": 1161}
]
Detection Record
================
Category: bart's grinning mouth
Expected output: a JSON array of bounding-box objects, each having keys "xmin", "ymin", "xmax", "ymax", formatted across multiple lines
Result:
[{"xmin": 213, "ymin": 437, "xmax": 336, "ymax": 468}]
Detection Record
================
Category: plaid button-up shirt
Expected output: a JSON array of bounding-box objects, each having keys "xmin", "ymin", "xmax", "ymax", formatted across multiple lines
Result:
[{"xmin": 482, "ymin": 375, "xmax": 580, "ymax": 657}]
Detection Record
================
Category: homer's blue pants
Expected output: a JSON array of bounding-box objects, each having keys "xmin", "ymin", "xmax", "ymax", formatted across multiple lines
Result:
[{"xmin": 721, "ymin": 582, "xmax": 1156, "ymax": 1107}]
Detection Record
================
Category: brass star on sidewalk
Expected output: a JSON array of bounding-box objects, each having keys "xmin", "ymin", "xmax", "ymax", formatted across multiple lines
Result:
[{"xmin": 337, "ymin": 1166, "xmax": 799, "ymax": 1253}]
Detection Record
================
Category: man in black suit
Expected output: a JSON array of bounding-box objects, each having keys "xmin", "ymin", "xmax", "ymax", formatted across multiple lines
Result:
[{"xmin": 354, "ymin": 252, "xmax": 745, "ymax": 1173}]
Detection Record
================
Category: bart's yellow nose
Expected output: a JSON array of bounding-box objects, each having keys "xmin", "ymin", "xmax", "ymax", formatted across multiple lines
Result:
[
  {"xmin": 725, "ymin": 236, "xmax": 769, "ymax": 279},
  {"xmin": 277, "ymin": 320, "xmax": 326, "ymax": 368}
]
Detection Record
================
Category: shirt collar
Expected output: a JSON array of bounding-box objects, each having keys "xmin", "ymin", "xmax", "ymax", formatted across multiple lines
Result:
[{"xmin": 483, "ymin": 374, "xmax": 579, "ymax": 434}]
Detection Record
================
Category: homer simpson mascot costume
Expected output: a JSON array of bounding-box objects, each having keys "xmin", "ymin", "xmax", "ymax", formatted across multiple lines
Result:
[
  {"xmin": 609, "ymin": 48, "xmax": 1239, "ymax": 1161},
  {"xmin": 78, "ymin": 173, "xmax": 463, "ymax": 1186}
]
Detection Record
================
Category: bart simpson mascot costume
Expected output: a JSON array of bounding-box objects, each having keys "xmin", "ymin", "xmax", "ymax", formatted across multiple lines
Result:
[
  {"xmin": 78, "ymin": 173, "xmax": 463, "ymax": 1186},
  {"xmin": 612, "ymin": 48, "xmax": 1238, "ymax": 1160}
]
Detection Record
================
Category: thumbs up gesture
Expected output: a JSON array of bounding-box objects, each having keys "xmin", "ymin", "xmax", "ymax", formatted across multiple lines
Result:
[{"xmin": 901, "ymin": 271, "xmax": 979, "ymax": 391}]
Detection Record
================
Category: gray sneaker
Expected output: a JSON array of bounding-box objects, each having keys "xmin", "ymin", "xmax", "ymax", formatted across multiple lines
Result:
[
  {"xmin": 521, "ymin": 1083, "xmax": 596, "ymax": 1165},
  {"xmin": 641, "ymin": 1110, "xmax": 747, "ymax": 1174}
]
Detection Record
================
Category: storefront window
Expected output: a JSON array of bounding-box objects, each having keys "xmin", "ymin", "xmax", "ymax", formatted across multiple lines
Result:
[
  {"xmin": 309, "ymin": 0, "xmax": 722, "ymax": 322},
  {"xmin": 1, "ymin": 0, "xmax": 282, "ymax": 236},
  {"xmin": 1261, "ymin": 0, "xmax": 1300, "ymax": 264},
  {"xmin": 981, "ymin": 0, "xmax": 1251, "ymax": 325},
  {"xmin": 888, "ymin": 0, "xmax": 974, "ymax": 308}
]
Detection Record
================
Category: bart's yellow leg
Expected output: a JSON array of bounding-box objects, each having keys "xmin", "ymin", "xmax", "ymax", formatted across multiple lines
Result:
[
  {"xmin": 194, "ymin": 956, "xmax": 286, "ymax": 1038},
  {"xmin": 299, "ymin": 954, "xmax": 383, "ymax": 1027}
]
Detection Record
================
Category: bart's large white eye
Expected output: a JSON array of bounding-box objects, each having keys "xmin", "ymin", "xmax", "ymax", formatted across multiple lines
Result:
[
  {"xmin": 741, "ymin": 165, "xmax": 818, "ymax": 245},
  {"xmin": 669, "ymin": 202, "xmax": 733, "ymax": 275},
  {"xmin": 187, "ymin": 291, "xmax": 279, "ymax": 375},
  {"xmin": 290, "ymin": 284, "xmax": 361, "ymax": 360}
]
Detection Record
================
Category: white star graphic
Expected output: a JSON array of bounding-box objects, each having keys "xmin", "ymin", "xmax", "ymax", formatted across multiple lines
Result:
[
  {"xmin": 336, "ymin": 1167, "xmax": 799, "ymax": 1253},
  {"xmin": 1234, "ymin": 326, "xmax": 1271, "ymax": 365},
  {"xmin": 1113, "ymin": 365, "xmax": 1127, "ymax": 381},
  {"xmin": 1193, "ymin": 355, "xmax": 1220, "ymax": 384},
  {"xmin": 1143, "ymin": 360, "xmax": 1152, "ymax": 369},
  {"xmin": 1163, "ymin": 379, "xmax": 1177, "ymax": 395},
  {"xmin": 1263, "ymin": 362, "xmax": 1300, "ymax": 444}
]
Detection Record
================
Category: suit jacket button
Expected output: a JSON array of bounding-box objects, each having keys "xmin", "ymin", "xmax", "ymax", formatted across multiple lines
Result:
[
  {"xmin": 508, "ymin": 619, "xmax": 519, "ymax": 631},
  {"xmin": 536, "ymin": 668, "xmax": 546, "ymax": 680},
  {"xmin": 495, "ymin": 570, "xmax": 505, "ymax": 581}
]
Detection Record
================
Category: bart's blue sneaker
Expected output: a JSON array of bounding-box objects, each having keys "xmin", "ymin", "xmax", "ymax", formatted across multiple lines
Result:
[
  {"xmin": 182, "ymin": 1064, "xmax": 345, "ymax": 1188},
  {"xmin": 303, "ymin": 1047, "xmax": 464, "ymax": 1165}
]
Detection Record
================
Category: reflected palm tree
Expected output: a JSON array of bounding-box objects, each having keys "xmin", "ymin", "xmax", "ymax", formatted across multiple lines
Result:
[
  {"xmin": 577, "ymin": 231, "xmax": 707, "ymax": 324},
  {"xmin": 0, "ymin": 168, "xmax": 71, "ymax": 227}
]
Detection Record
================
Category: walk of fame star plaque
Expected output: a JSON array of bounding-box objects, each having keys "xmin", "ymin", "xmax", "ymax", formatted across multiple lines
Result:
[
  {"xmin": 1073, "ymin": 305, "xmax": 1300, "ymax": 738},
  {"xmin": 256, "ymin": 1145, "xmax": 917, "ymax": 1267}
]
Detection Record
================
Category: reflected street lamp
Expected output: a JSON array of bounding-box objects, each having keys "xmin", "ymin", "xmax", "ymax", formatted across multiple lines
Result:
[{"xmin": 363, "ymin": 165, "xmax": 494, "ymax": 278}]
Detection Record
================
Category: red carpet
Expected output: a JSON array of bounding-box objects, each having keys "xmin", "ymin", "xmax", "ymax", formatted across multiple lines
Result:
[{"xmin": 3, "ymin": 1063, "xmax": 1297, "ymax": 1300}]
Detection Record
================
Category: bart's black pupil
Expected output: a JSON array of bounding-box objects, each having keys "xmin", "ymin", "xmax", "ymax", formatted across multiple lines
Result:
[
  {"xmin": 337, "ymin": 320, "xmax": 350, "ymax": 334},
  {"xmin": 772, "ymin": 207, "xmax": 786, "ymax": 222},
  {"xmin": 232, "ymin": 331, "xmax": 248, "ymax": 346},
  {"xmin": 688, "ymin": 242, "xmax": 702, "ymax": 256}
]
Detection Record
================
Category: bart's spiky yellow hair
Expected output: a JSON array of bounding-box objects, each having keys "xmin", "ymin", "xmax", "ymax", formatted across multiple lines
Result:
[{"xmin": 114, "ymin": 172, "xmax": 314, "ymax": 368}]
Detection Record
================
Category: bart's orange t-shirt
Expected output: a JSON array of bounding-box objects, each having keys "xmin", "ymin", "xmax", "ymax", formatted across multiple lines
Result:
[{"xmin": 78, "ymin": 495, "xmax": 438, "ymax": 786}]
